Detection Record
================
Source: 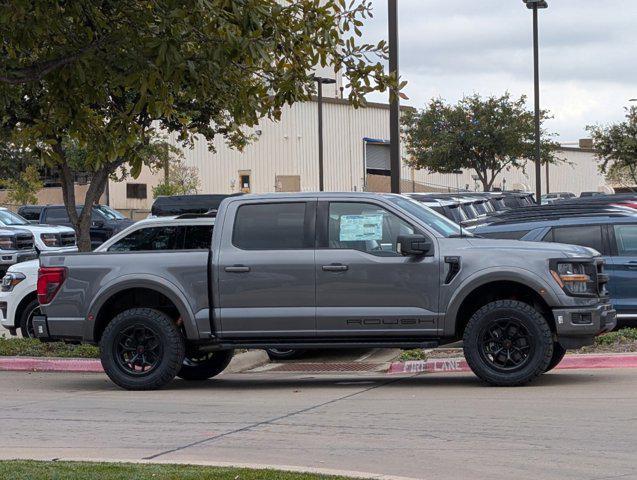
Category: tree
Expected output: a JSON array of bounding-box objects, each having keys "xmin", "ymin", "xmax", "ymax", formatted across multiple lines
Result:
[
  {"xmin": 587, "ymin": 106, "xmax": 637, "ymax": 188},
  {"xmin": 0, "ymin": 0, "xmax": 393, "ymax": 250},
  {"xmin": 403, "ymin": 93, "xmax": 560, "ymax": 191},
  {"xmin": 5, "ymin": 165, "xmax": 43, "ymax": 206},
  {"xmin": 151, "ymin": 148, "xmax": 201, "ymax": 198}
]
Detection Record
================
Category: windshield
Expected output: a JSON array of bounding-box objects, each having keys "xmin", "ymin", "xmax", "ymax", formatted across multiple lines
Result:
[
  {"xmin": 94, "ymin": 205, "xmax": 126, "ymax": 220},
  {"xmin": 0, "ymin": 209, "xmax": 29, "ymax": 226},
  {"xmin": 385, "ymin": 195, "xmax": 472, "ymax": 237}
]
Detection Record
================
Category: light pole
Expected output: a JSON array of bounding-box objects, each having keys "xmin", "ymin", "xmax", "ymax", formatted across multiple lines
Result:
[
  {"xmin": 314, "ymin": 76, "xmax": 336, "ymax": 191},
  {"xmin": 523, "ymin": 0, "xmax": 548, "ymax": 205},
  {"xmin": 388, "ymin": 0, "xmax": 401, "ymax": 193}
]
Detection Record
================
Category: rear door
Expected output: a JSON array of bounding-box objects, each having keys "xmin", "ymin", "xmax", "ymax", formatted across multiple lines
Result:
[
  {"xmin": 607, "ymin": 223, "xmax": 637, "ymax": 318},
  {"xmin": 315, "ymin": 199, "xmax": 439, "ymax": 337},
  {"xmin": 216, "ymin": 199, "xmax": 317, "ymax": 338}
]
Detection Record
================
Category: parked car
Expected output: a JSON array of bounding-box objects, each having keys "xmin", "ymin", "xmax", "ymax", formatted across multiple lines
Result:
[
  {"xmin": 0, "ymin": 228, "xmax": 36, "ymax": 276},
  {"xmin": 34, "ymin": 192, "xmax": 614, "ymax": 390},
  {"xmin": 541, "ymin": 192, "xmax": 576, "ymax": 204},
  {"xmin": 471, "ymin": 211, "xmax": 637, "ymax": 326},
  {"xmin": 0, "ymin": 214, "xmax": 214, "ymax": 337},
  {"xmin": 580, "ymin": 191, "xmax": 604, "ymax": 198},
  {"xmin": 21, "ymin": 204, "xmax": 134, "ymax": 249},
  {"xmin": 150, "ymin": 193, "xmax": 243, "ymax": 217},
  {"xmin": 0, "ymin": 207, "xmax": 77, "ymax": 253},
  {"xmin": 402, "ymin": 194, "xmax": 468, "ymax": 224},
  {"xmin": 16, "ymin": 205, "xmax": 44, "ymax": 224}
]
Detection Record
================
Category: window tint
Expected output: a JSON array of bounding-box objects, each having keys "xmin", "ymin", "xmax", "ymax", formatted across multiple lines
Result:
[
  {"xmin": 108, "ymin": 226, "xmax": 183, "ymax": 251},
  {"xmin": 18, "ymin": 207, "xmax": 41, "ymax": 221},
  {"xmin": 546, "ymin": 225, "xmax": 604, "ymax": 252},
  {"xmin": 614, "ymin": 225, "xmax": 637, "ymax": 256},
  {"xmin": 45, "ymin": 207, "xmax": 70, "ymax": 222},
  {"xmin": 328, "ymin": 202, "xmax": 415, "ymax": 256},
  {"xmin": 233, "ymin": 202, "xmax": 308, "ymax": 250},
  {"xmin": 184, "ymin": 225, "xmax": 213, "ymax": 249},
  {"xmin": 479, "ymin": 230, "xmax": 530, "ymax": 240}
]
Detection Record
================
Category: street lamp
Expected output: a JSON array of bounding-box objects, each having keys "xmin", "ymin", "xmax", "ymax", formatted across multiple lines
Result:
[
  {"xmin": 313, "ymin": 76, "xmax": 336, "ymax": 191},
  {"xmin": 523, "ymin": 0, "xmax": 548, "ymax": 205}
]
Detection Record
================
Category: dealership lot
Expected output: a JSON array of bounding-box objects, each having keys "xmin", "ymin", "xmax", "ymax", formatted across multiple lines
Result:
[{"xmin": 1, "ymin": 369, "xmax": 636, "ymax": 480}]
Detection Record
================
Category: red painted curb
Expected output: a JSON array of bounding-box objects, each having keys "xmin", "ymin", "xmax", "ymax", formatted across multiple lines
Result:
[
  {"xmin": 388, "ymin": 354, "xmax": 637, "ymax": 375},
  {"xmin": 0, "ymin": 356, "xmax": 103, "ymax": 373}
]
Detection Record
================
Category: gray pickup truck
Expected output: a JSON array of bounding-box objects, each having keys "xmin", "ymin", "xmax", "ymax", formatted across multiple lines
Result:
[{"xmin": 35, "ymin": 193, "xmax": 616, "ymax": 390}]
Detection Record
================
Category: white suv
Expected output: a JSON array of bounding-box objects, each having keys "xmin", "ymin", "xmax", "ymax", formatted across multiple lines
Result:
[
  {"xmin": 0, "ymin": 215, "xmax": 214, "ymax": 337},
  {"xmin": 0, "ymin": 207, "xmax": 77, "ymax": 253}
]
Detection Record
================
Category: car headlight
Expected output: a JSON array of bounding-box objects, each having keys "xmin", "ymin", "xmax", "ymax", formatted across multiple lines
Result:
[
  {"xmin": 550, "ymin": 261, "xmax": 597, "ymax": 296},
  {"xmin": 0, "ymin": 236, "xmax": 14, "ymax": 250},
  {"xmin": 40, "ymin": 233, "xmax": 60, "ymax": 247},
  {"xmin": 1, "ymin": 272, "xmax": 26, "ymax": 292}
]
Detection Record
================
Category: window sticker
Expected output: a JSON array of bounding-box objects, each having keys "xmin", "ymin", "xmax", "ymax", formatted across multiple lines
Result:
[{"xmin": 339, "ymin": 214, "xmax": 383, "ymax": 241}]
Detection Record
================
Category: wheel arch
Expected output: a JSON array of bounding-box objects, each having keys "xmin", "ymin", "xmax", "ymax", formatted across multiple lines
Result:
[{"xmin": 89, "ymin": 276, "xmax": 199, "ymax": 342}]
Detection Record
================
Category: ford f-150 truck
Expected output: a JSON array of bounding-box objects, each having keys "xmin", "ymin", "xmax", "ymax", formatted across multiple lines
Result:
[{"xmin": 34, "ymin": 193, "xmax": 616, "ymax": 390}]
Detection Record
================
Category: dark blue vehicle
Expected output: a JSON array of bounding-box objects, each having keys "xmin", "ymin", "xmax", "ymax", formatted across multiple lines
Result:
[{"xmin": 472, "ymin": 213, "xmax": 637, "ymax": 326}]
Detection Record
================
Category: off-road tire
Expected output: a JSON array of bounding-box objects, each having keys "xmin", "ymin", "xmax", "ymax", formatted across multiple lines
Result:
[
  {"xmin": 19, "ymin": 299, "xmax": 40, "ymax": 338},
  {"xmin": 178, "ymin": 350, "xmax": 234, "ymax": 381},
  {"xmin": 100, "ymin": 308, "xmax": 185, "ymax": 390},
  {"xmin": 463, "ymin": 300, "xmax": 553, "ymax": 386},
  {"xmin": 544, "ymin": 342, "xmax": 567, "ymax": 373}
]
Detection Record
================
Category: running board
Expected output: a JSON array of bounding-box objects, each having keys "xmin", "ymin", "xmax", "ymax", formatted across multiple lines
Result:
[{"xmin": 198, "ymin": 340, "xmax": 440, "ymax": 352}]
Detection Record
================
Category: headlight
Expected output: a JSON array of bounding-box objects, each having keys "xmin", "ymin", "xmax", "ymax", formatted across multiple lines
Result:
[
  {"xmin": 550, "ymin": 261, "xmax": 596, "ymax": 296},
  {"xmin": 1, "ymin": 272, "xmax": 26, "ymax": 292},
  {"xmin": 0, "ymin": 236, "xmax": 14, "ymax": 250},
  {"xmin": 40, "ymin": 233, "xmax": 60, "ymax": 247}
]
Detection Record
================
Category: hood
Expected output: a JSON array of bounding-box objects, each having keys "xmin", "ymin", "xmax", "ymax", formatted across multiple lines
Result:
[
  {"xmin": 7, "ymin": 258, "xmax": 39, "ymax": 275},
  {"xmin": 18, "ymin": 224, "xmax": 75, "ymax": 234},
  {"xmin": 0, "ymin": 226, "xmax": 32, "ymax": 236},
  {"xmin": 465, "ymin": 237, "xmax": 599, "ymax": 258}
]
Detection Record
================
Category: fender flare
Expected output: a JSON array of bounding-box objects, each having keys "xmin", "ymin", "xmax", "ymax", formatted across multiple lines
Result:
[
  {"xmin": 444, "ymin": 266, "xmax": 562, "ymax": 337},
  {"xmin": 87, "ymin": 274, "xmax": 200, "ymax": 341}
]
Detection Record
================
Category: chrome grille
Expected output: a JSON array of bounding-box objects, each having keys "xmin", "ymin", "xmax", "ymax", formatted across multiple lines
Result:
[{"xmin": 15, "ymin": 234, "xmax": 34, "ymax": 250}]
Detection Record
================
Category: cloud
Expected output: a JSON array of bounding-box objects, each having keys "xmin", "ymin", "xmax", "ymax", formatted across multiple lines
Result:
[{"xmin": 360, "ymin": 0, "xmax": 636, "ymax": 140}]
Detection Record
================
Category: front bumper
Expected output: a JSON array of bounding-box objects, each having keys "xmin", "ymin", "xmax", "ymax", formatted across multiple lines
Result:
[
  {"xmin": 0, "ymin": 250, "xmax": 38, "ymax": 269},
  {"xmin": 553, "ymin": 301, "xmax": 616, "ymax": 349}
]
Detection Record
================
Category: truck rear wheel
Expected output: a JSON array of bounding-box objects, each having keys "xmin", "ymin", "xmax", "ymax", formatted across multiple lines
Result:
[
  {"xmin": 178, "ymin": 350, "xmax": 234, "ymax": 381},
  {"xmin": 100, "ymin": 308, "xmax": 185, "ymax": 390},
  {"xmin": 463, "ymin": 300, "xmax": 553, "ymax": 386}
]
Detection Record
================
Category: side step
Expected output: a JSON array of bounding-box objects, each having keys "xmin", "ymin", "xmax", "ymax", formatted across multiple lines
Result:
[{"xmin": 199, "ymin": 340, "xmax": 440, "ymax": 352}]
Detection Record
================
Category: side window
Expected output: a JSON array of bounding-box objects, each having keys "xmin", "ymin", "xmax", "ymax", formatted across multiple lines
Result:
[
  {"xmin": 108, "ymin": 226, "xmax": 184, "ymax": 252},
  {"xmin": 545, "ymin": 226, "xmax": 604, "ymax": 252},
  {"xmin": 613, "ymin": 225, "xmax": 637, "ymax": 256},
  {"xmin": 184, "ymin": 225, "xmax": 213, "ymax": 249},
  {"xmin": 233, "ymin": 202, "xmax": 309, "ymax": 250},
  {"xmin": 45, "ymin": 208, "xmax": 70, "ymax": 222},
  {"xmin": 328, "ymin": 202, "xmax": 415, "ymax": 257}
]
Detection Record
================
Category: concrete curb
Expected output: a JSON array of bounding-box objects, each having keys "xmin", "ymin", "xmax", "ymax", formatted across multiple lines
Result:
[
  {"xmin": 388, "ymin": 353, "xmax": 637, "ymax": 374},
  {"xmin": 0, "ymin": 350, "xmax": 270, "ymax": 374}
]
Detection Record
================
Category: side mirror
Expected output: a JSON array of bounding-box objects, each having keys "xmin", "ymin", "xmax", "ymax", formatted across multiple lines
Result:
[
  {"xmin": 91, "ymin": 220, "xmax": 104, "ymax": 228},
  {"xmin": 397, "ymin": 234, "xmax": 432, "ymax": 256}
]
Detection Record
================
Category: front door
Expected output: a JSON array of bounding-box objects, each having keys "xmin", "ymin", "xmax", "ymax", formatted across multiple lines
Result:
[
  {"xmin": 315, "ymin": 200, "xmax": 439, "ymax": 337},
  {"xmin": 216, "ymin": 200, "xmax": 317, "ymax": 338}
]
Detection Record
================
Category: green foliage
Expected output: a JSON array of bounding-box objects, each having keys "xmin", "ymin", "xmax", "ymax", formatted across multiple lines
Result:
[
  {"xmin": 0, "ymin": 0, "xmax": 393, "ymax": 250},
  {"xmin": 594, "ymin": 328, "xmax": 637, "ymax": 347},
  {"xmin": 0, "ymin": 461, "xmax": 356, "ymax": 480},
  {"xmin": 5, "ymin": 164, "xmax": 43, "ymax": 205},
  {"xmin": 587, "ymin": 106, "xmax": 637, "ymax": 187},
  {"xmin": 404, "ymin": 93, "xmax": 560, "ymax": 191},
  {"xmin": 0, "ymin": 337, "xmax": 99, "ymax": 358},
  {"xmin": 150, "ymin": 145, "xmax": 201, "ymax": 198},
  {"xmin": 399, "ymin": 349, "xmax": 428, "ymax": 361}
]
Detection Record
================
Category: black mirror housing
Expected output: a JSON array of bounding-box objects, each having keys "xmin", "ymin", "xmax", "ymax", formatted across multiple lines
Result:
[{"xmin": 397, "ymin": 234, "xmax": 432, "ymax": 256}]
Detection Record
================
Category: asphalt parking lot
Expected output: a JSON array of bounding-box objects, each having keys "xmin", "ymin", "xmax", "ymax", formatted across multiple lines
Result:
[{"xmin": 1, "ymin": 369, "xmax": 636, "ymax": 480}]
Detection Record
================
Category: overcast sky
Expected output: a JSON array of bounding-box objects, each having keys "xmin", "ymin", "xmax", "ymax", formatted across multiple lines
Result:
[{"xmin": 361, "ymin": 0, "xmax": 636, "ymax": 142}]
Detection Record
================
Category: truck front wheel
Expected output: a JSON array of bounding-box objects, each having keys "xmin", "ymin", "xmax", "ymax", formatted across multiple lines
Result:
[
  {"xmin": 100, "ymin": 308, "xmax": 185, "ymax": 390},
  {"xmin": 178, "ymin": 350, "xmax": 234, "ymax": 381},
  {"xmin": 463, "ymin": 300, "xmax": 553, "ymax": 386}
]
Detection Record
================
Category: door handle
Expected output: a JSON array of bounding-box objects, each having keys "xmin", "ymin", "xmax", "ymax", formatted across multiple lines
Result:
[
  {"xmin": 322, "ymin": 263, "xmax": 348, "ymax": 272},
  {"xmin": 225, "ymin": 265, "xmax": 250, "ymax": 273}
]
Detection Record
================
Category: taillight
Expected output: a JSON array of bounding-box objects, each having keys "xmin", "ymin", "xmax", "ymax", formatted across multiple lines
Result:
[{"xmin": 37, "ymin": 267, "xmax": 67, "ymax": 304}]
